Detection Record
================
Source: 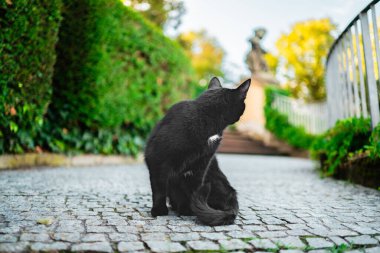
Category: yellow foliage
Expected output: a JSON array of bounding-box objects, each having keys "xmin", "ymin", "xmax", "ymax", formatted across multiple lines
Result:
[
  {"xmin": 264, "ymin": 52, "xmax": 279, "ymax": 74},
  {"xmin": 275, "ymin": 18, "xmax": 336, "ymax": 101},
  {"xmin": 177, "ymin": 30, "xmax": 225, "ymax": 81}
]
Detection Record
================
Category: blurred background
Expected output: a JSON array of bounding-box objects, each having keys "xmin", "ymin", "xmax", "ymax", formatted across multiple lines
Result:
[{"xmin": 1, "ymin": 0, "xmax": 379, "ymax": 187}]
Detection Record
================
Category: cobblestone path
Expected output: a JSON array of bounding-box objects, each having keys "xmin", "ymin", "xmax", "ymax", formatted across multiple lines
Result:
[{"xmin": 0, "ymin": 154, "xmax": 379, "ymax": 253}]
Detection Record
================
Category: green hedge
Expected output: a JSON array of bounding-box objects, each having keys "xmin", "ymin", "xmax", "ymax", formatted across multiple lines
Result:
[
  {"xmin": 366, "ymin": 124, "xmax": 380, "ymax": 160},
  {"xmin": 310, "ymin": 118, "xmax": 372, "ymax": 176},
  {"xmin": 264, "ymin": 86, "xmax": 316, "ymax": 149},
  {"xmin": 40, "ymin": 0, "xmax": 196, "ymax": 155},
  {"xmin": 0, "ymin": 0, "xmax": 62, "ymax": 153}
]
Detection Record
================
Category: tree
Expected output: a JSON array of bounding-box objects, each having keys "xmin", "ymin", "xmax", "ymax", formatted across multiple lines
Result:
[
  {"xmin": 264, "ymin": 52, "xmax": 279, "ymax": 75},
  {"xmin": 275, "ymin": 18, "xmax": 336, "ymax": 101},
  {"xmin": 177, "ymin": 30, "xmax": 225, "ymax": 84},
  {"xmin": 122, "ymin": 0, "xmax": 185, "ymax": 30}
]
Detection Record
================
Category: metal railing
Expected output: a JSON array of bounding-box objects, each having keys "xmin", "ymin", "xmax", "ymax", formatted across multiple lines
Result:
[
  {"xmin": 272, "ymin": 94, "xmax": 328, "ymax": 135},
  {"xmin": 325, "ymin": 0, "xmax": 380, "ymax": 129}
]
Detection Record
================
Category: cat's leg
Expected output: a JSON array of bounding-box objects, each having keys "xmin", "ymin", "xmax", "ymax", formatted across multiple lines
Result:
[
  {"xmin": 176, "ymin": 180, "xmax": 193, "ymax": 216},
  {"xmin": 168, "ymin": 178, "xmax": 178, "ymax": 211},
  {"xmin": 169, "ymin": 174, "xmax": 193, "ymax": 215},
  {"xmin": 169, "ymin": 195, "xmax": 178, "ymax": 211},
  {"xmin": 149, "ymin": 166, "xmax": 169, "ymax": 216},
  {"xmin": 175, "ymin": 190, "xmax": 192, "ymax": 216}
]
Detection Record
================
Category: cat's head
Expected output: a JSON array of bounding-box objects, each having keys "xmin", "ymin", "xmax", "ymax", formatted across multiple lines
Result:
[{"xmin": 197, "ymin": 77, "xmax": 251, "ymax": 125}]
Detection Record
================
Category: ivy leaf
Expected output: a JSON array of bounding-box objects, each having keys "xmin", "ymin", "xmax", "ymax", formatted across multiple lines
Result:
[{"xmin": 9, "ymin": 121, "xmax": 18, "ymax": 133}]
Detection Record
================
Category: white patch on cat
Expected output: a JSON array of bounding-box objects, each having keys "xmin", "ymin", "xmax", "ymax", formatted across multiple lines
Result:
[
  {"xmin": 208, "ymin": 134, "xmax": 221, "ymax": 145},
  {"xmin": 184, "ymin": 170, "xmax": 193, "ymax": 177}
]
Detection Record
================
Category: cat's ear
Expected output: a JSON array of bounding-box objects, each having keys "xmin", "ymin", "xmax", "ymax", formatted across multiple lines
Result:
[
  {"xmin": 208, "ymin": 77, "xmax": 222, "ymax": 89},
  {"xmin": 236, "ymin": 79, "xmax": 251, "ymax": 99}
]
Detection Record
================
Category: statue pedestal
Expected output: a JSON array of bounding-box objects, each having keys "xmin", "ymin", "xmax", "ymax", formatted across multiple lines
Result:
[
  {"xmin": 254, "ymin": 72, "xmax": 279, "ymax": 85},
  {"xmin": 236, "ymin": 75, "xmax": 308, "ymax": 157},
  {"xmin": 237, "ymin": 75, "xmax": 277, "ymax": 142}
]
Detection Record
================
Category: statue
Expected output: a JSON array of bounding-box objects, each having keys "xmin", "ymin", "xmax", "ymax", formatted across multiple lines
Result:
[{"xmin": 246, "ymin": 27, "xmax": 269, "ymax": 74}]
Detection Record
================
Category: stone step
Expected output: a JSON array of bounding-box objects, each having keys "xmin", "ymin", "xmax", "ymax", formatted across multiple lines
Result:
[{"xmin": 218, "ymin": 131, "xmax": 285, "ymax": 155}]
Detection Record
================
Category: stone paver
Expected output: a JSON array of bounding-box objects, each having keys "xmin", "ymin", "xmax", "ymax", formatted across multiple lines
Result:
[
  {"xmin": 218, "ymin": 238, "xmax": 251, "ymax": 250},
  {"xmin": 82, "ymin": 233, "xmax": 107, "ymax": 242},
  {"xmin": 249, "ymin": 238, "xmax": 278, "ymax": 250},
  {"xmin": 109, "ymin": 233, "xmax": 139, "ymax": 242},
  {"xmin": 366, "ymin": 246, "xmax": 380, "ymax": 253},
  {"xmin": 53, "ymin": 232, "xmax": 81, "ymax": 242},
  {"xmin": 0, "ymin": 234, "xmax": 18, "ymax": 243},
  {"xmin": 170, "ymin": 232, "xmax": 200, "ymax": 241},
  {"xmin": 345, "ymin": 235, "xmax": 379, "ymax": 245},
  {"xmin": 273, "ymin": 236, "xmax": 306, "ymax": 248},
  {"xmin": 200, "ymin": 232, "xmax": 228, "ymax": 240},
  {"xmin": 30, "ymin": 242, "xmax": 70, "ymax": 251},
  {"xmin": 118, "ymin": 241, "xmax": 145, "ymax": 252},
  {"xmin": 71, "ymin": 242, "xmax": 113, "ymax": 252},
  {"xmin": 305, "ymin": 237, "xmax": 334, "ymax": 248},
  {"xmin": 279, "ymin": 250, "xmax": 304, "ymax": 253},
  {"xmin": 19, "ymin": 233, "xmax": 51, "ymax": 242},
  {"xmin": 328, "ymin": 236, "xmax": 349, "ymax": 246},
  {"xmin": 0, "ymin": 242, "xmax": 29, "ymax": 252},
  {"xmin": 0, "ymin": 154, "xmax": 379, "ymax": 252},
  {"xmin": 145, "ymin": 241, "xmax": 186, "ymax": 252},
  {"xmin": 308, "ymin": 250, "xmax": 329, "ymax": 253},
  {"xmin": 186, "ymin": 240, "xmax": 220, "ymax": 250}
]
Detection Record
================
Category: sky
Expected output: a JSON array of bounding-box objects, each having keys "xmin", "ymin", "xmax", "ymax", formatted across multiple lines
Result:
[{"xmin": 167, "ymin": 0, "xmax": 373, "ymax": 82}]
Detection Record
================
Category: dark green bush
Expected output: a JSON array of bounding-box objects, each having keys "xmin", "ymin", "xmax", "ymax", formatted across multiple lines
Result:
[
  {"xmin": 365, "ymin": 123, "xmax": 380, "ymax": 160},
  {"xmin": 264, "ymin": 86, "xmax": 316, "ymax": 149},
  {"xmin": 41, "ymin": 0, "xmax": 196, "ymax": 155},
  {"xmin": 0, "ymin": 0, "xmax": 62, "ymax": 154},
  {"xmin": 310, "ymin": 118, "xmax": 372, "ymax": 176}
]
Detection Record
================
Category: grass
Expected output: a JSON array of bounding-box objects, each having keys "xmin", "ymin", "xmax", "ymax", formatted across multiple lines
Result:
[
  {"xmin": 328, "ymin": 244, "xmax": 351, "ymax": 253},
  {"xmin": 240, "ymin": 237, "xmax": 256, "ymax": 243}
]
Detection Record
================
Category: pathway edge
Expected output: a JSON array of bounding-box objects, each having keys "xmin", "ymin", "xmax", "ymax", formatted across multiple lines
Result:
[{"xmin": 0, "ymin": 153, "xmax": 143, "ymax": 170}]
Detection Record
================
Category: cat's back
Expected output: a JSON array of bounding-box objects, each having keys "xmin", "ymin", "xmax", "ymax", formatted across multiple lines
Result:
[
  {"xmin": 154, "ymin": 100, "xmax": 194, "ymax": 133},
  {"xmin": 145, "ymin": 100, "xmax": 196, "ymax": 154}
]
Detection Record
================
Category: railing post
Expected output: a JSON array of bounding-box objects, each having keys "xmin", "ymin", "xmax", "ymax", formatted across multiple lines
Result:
[
  {"xmin": 360, "ymin": 11, "xmax": 380, "ymax": 128},
  {"xmin": 354, "ymin": 23, "xmax": 368, "ymax": 118},
  {"xmin": 332, "ymin": 50, "xmax": 340, "ymax": 124},
  {"xmin": 338, "ymin": 42, "xmax": 348, "ymax": 119},
  {"xmin": 371, "ymin": 5, "xmax": 380, "ymax": 83},
  {"xmin": 325, "ymin": 58, "xmax": 332, "ymax": 126},
  {"xmin": 343, "ymin": 35, "xmax": 355, "ymax": 117},
  {"xmin": 348, "ymin": 29, "xmax": 361, "ymax": 117}
]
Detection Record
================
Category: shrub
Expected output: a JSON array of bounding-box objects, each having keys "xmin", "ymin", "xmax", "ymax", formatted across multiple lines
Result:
[
  {"xmin": 264, "ymin": 86, "xmax": 316, "ymax": 149},
  {"xmin": 366, "ymin": 123, "xmax": 380, "ymax": 160},
  {"xmin": 310, "ymin": 118, "xmax": 372, "ymax": 175},
  {"xmin": 41, "ymin": 0, "xmax": 196, "ymax": 155},
  {"xmin": 0, "ymin": 0, "xmax": 62, "ymax": 154}
]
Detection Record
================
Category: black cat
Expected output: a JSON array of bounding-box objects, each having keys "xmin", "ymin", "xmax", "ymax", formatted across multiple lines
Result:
[{"xmin": 144, "ymin": 77, "xmax": 251, "ymax": 226}]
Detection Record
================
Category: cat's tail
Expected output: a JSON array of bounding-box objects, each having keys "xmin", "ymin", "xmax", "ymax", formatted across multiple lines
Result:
[{"xmin": 190, "ymin": 183, "xmax": 238, "ymax": 226}]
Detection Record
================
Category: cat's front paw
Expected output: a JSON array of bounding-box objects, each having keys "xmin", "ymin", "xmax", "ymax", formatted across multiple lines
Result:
[{"xmin": 151, "ymin": 206, "xmax": 168, "ymax": 217}]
